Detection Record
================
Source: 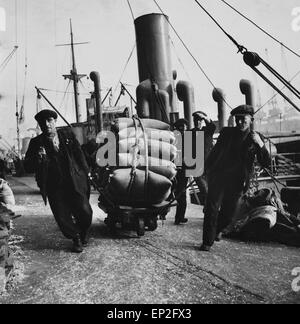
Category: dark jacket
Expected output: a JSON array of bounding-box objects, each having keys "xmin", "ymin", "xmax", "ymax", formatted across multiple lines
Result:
[
  {"xmin": 206, "ymin": 127, "xmax": 271, "ymax": 192},
  {"xmin": 191, "ymin": 121, "xmax": 216, "ymax": 161},
  {"xmin": 24, "ymin": 128, "xmax": 90, "ymax": 204}
]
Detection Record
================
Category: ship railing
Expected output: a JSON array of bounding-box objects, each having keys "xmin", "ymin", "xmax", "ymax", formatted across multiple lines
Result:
[{"xmin": 256, "ymin": 133, "xmax": 300, "ymax": 185}]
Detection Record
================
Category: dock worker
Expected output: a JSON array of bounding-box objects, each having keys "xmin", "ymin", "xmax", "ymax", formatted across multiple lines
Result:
[
  {"xmin": 191, "ymin": 111, "xmax": 216, "ymax": 204},
  {"xmin": 0, "ymin": 157, "xmax": 6, "ymax": 180},
  {"xmin": 200, "ymin": 105, "xmax": 271, "ymax": 252},
  {"xmin": 24, "ymin": 110, "xmax": 93, "ymax": 253},
  {"xmin": 173, "ymin": 118, "xmax": 189, "ymax": 225}
]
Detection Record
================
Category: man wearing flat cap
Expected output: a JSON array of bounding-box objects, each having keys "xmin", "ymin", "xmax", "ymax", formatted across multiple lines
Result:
[
  {"xmin": 200, "ymin": 105, "xmax": 271, "ymax": 252},
  {"xmin": 24, "ymin": 110, "xmax": 93, "ymax": 253},
  {"xmin": 191, "ymin": 111, "xmax": 216, "ymax": 205}
]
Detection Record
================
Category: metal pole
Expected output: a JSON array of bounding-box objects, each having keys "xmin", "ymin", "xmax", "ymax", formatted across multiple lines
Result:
[
  {"xmin": 70, "ymin": 19, "xmax": 80, "ymax": 123},
  {"xmin": 35, "ymin": 87, "xmax": 72, "ymax": 128},
  {"xmin": 120, "ymin": 82, "xmax": 137, "ymax": 104}
]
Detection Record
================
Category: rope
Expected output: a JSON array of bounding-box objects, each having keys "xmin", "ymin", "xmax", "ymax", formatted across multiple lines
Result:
[
  {"xmin": 250, "ymin": 65, "xmax": 300, "ymax": 114},
  {"xmin": 135, "ymin": 116, "xmax": 150, "ymax": 202},
  {"xmin": 0, "ymin": 47, "xmax": 18, "ymax": 73},
  {"xmin": 39, "ymin": 87, "xmax": 90, "ymax": 96},
  {"xmin": 263, "ymin": 168, "xmax": 287, "ymax": 194},
  {"xmin": 243, "ymin": 52, "xmax": 300, "ymax": 113},
  {"xmin": 15, "ymin": 0, "xmax": 20, "ymax": 156},
  {"xmin": 101, "ymin": 87, "xmax": 112, "ymax": 105},
  {"xmin": 220, "ymin": 0, "xmax": 300, "ymax": 60},
  {"xmin": 192, "ymin": 0, "xmax": 300, "ymax": 115},
  {"xmin": 153, "ymin": 0, "xmax": 233, "ymax": 110},
  {"xmin": 255, "ymin": 68, "xmax": 300, "ymax": 115},
  {"xmin": 126, "ymin": 0, "xmax": 135, "ymax": 21},
  {"xmin": 112, "ymin": 44, "xmax": 136, "ymax": 98},
  {"xmin": 193, "ymin": 0, "xmax": 247, "ymax": 54},
  {"xmin": 259, "ymin": 57, "xmax": 300, "ymax": 100},
  {"xmin": 170, "ymin": 37, "xmax": 192, "ymax": 82}
]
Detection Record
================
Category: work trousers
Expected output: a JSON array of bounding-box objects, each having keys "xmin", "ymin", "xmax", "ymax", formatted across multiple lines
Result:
[
  {"xmin": 194, "ymin": 176, "xmax": 208, "ymax": 205},
  {"xmin": 175, "ymin": 170, "xmax": 189, "ymax": 222},
  {"xmin": 47, "ymin": 186, "xmax": 93, "ymax": 240},
  {"xmin": 203, "ymin": 175, "xmax": 243, "ymax": 247}
]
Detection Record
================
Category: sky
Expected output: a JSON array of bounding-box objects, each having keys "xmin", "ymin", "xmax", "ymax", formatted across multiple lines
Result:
[{"xmin": 0, "ymin": 0, "xmax": 300, "ymax": 147}]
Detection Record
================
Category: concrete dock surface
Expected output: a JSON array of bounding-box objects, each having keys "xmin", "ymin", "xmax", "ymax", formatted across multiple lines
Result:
[{"xmin": 0, "ymin": 176, "xmax": 299, "ymax": 304}]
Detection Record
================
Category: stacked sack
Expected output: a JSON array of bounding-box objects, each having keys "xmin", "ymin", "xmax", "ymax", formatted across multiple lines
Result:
[
  {"xmin": 99, "ymin": 117, "xmax": 177, "ymax": 207},
  {"xmin": 0, "ymin": 180, "xmax": 15, "ymax": 293},
  {"xmin": 0, "ymin": 204, "xmax": 14, "ymax": 293},
  {"xmin": 0, "ymin": 179, "xmax": 15, "ymax": 206}
]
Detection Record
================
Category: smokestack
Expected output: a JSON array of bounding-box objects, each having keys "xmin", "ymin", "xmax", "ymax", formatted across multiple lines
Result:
[{"xmin": 135, "ymin": 14, "xmax": 177, "ymax": 120}]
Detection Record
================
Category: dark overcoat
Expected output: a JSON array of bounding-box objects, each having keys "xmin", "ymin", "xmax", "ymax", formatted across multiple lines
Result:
[
  {"xmin": 24, "ymin": 128, "xmax": 90, "ymax": 204},
  {"xmin": 205, "ymin": 127, "xmax": 271, "ymax": 192}
]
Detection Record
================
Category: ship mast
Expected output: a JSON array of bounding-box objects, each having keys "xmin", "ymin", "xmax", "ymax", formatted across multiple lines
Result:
[{"xmin": 57, "ymin": 19, "xmax": 88, "ymax": 123}]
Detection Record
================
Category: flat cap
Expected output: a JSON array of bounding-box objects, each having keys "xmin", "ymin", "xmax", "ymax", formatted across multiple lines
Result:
[
  {"xmin": 193, "ymin": 111, "xmax": 207, "ymax": 119},
  {"xmin": 35, "ymin": 110, "xmax": 58, "ymax": 123},
  {"xmin": 173, "ymin": 118, "xmax": 188, "ymax": 128},
  {"xmin": 231, "ymin": 105, "xmax": 254, "ymax": 117}
]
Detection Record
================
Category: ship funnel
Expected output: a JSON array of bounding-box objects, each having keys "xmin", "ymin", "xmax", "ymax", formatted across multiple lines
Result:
[{"xmin": 135, "ymin": 13, "xmax": 177, "ymax": 122}]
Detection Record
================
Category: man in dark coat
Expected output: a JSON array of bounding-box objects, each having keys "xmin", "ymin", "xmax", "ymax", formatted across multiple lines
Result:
[
  {"xmin": 24, "ymin": 110, "xmax": 93, "ymax": 253},
  {"xmin": 0, "ymin": 158, "xmax": 6, "ymax": 180},
  {"xmin": 173, "ymin": 118, "xmax": 189, "ymax": 225},
  {"xmin": 200, "ymin": 105, "xmax": 271, "ymax": 252},
  {"xmin": 191, "ymin": 111, "xmax": 216, "ymax": 204}
]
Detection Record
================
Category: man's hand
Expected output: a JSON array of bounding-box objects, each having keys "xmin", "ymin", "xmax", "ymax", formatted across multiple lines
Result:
[
  {"xmin": 38, "ymin": 147, "xmax": 46, "ymax": 158},
  {"xmin": 251, "ymin": 132, "xmax": 264, "ymax": 148}
]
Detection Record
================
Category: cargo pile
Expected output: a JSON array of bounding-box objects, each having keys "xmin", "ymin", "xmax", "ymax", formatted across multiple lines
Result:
[
  {"xmin": 98, "ymin": 117, "xmax": 178, "ymax": 207},
  {"xmin": 0, "ymin": 203, "xmax": 14, "ymax": 293},
  {"xmin": 0, "ymin": 180, "xmax": 19, "ymax": 294}
]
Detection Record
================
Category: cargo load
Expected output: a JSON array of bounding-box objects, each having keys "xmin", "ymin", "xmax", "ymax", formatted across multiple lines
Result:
[{"xmin": 99, "ymin": 117, "xmax": 177, "ymax": 207}]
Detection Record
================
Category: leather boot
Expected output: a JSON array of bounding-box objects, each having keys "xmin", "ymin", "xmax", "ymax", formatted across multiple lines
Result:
[
  {"xmin": 80, "ymin": 231, "xmax": 89, "ymax": 247},
  {"xmin": 72, "ymin": 234, "xmax": 83, "ymax": 253}
]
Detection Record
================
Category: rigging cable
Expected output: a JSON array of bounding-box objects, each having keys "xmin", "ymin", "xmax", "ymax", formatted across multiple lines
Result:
[
  {"xmin": 193, "ymin": 0, "xmax": 247, "ymax": 54},
  {"xmin": 112, "ymin": 44, "xmax": 136, "ymax": 99},
  {"xmin": 39, "ymin": 87, "xmax": 90, "ymax": 95},
  {"xmin": 170, "ymin": 37, "xmax": 192, "ymax": 82},
  {"xmin": 220, "ymin": 0, "xmax": 300, "ymax": 60},
  {"xmin": 19, "ymin": 0, "xmax": 28, "ymax": 125},
  {"xmin": 126, "ymin": 0, "xmax": 135, "ymax": 21},
  {"xmin": 193, "ymin": 0, "xmax": 300, "ymax": 114},
  {"xmin": 243, "ymin": 52, "xmax": 300, "ymax": 113},
  {"xmin": 255, "ymin": 70, "xmax": 300, "ymax": 115},
  {"xmin": 0, "ymin": 46, "xmax": 18, "ymax": 73},
  {"xmin": 153, "ymin": 0, "xmax": 233, "ymax": 110},
  {"xmin": 15, "ymin": 0, "xmax": 20, "ymax": 156}
]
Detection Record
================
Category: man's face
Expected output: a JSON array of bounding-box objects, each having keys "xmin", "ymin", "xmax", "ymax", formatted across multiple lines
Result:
[
  {"xmin": 194, "ymin": 117, "xmax": 204, "ymax": 129},
  {"xmin": 177, "ymin": 124, "xmax": 187, "ymax": 132},
  {"xmin": 39, "ymin": 117, "xmax": 57, "ymax": 135},
  {"xmin": 235, "ymin": 115, "xmax": 252, "ymax": 132}
]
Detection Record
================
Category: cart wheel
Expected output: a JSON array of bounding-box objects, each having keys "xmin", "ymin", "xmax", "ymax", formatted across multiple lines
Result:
[
  {"xmin": 137, "ymin": 217, "xmax": 145, "ymax": 237},
  {"xmin": 147, "ymin": 218, "xmax": 158, "ymax": 231}
]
